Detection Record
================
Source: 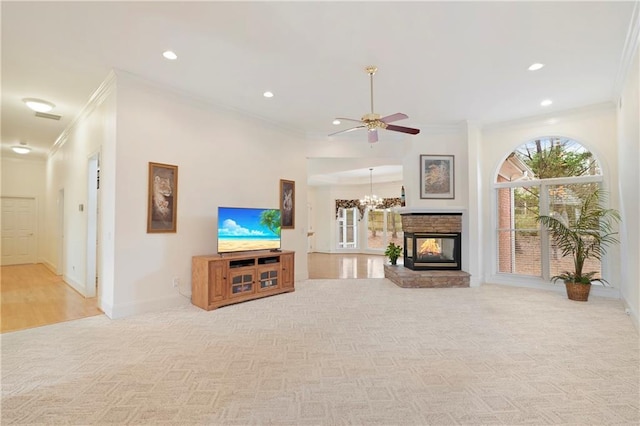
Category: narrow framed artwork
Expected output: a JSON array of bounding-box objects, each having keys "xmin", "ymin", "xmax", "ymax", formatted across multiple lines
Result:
[
  {"xmin": 147, "ymin": 162, "xmax": 178, "ymax": 233},
  {"xmin": 420, "ymin": 155, "xmax": 455, "ymax": 199},
  {"xmin": 280, "ymin": 179, "xmax": 295, "ymax": 229}
]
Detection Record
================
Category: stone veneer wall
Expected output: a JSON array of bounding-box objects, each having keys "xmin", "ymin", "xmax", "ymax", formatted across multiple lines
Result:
[{"xmin": 401, "ymin": 214, "xmax": 462, "ymax": 233}]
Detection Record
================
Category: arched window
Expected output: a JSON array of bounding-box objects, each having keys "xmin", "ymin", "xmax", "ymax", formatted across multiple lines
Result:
[{"xmin": 495, "ymin": 137, "xmax": 603, "ymax": 280}]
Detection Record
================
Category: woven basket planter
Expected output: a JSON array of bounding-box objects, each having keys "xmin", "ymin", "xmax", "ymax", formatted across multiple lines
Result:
[{"xmin": 565, "ymin": 281, "xmax": 591, "ymax": 302}]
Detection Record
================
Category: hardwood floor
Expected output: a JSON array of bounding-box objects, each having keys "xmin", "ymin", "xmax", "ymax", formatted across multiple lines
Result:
[
  {"xmin": 308, "ymin": 252, "xmax": 386, "ymax": 279},
  {"xmin": 0, "ymin": 263, "xmax": 102, "ymax": 333},
  {"xmin": 0, "ymin": 254, "xmax": 382, "ymax": 333}
]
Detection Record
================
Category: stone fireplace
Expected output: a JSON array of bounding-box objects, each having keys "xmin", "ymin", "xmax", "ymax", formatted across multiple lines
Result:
[
  {"xmin": 384, "ymin": 211, "xmax": 469, "ymax": 288},
  {"xmin": 402, "ymin": 212, "xmax": 462, "ymax": 271}
]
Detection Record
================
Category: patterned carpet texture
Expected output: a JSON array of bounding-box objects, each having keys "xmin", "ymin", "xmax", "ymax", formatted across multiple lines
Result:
[{"xmin": 2, "ymin": 279, "xmax": 639, "ymax": 425}]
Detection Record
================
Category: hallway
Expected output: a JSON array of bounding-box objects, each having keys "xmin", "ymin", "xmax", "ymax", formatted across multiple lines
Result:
[{"xmin": 0, "ymin": 264, "xmax": 102, "ymax": 333}]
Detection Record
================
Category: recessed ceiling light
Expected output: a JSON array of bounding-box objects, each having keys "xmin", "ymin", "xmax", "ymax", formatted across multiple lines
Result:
[
  {"xmin": 11, "ymin": 142, "xmax": 31, "ymax": 154},
  {"xmin": 540, "ymin": 99, "xmax": 553, "ymax": 107},
  {"xmin": 528, "ymin": 63, "xmax": 545, "ymax": 71},
  {"xmin": 263, "ymin": 91, "xmax": 274, "ymax": 98},
  {"xmin": 23, "ymin": 98, "xmax": 55, "ymax": 112},
  {"xmin": 163, "ymin": 50, "xmax": 178, "ymax": 60},
  {"xmin": 332, "ymin": 119, "xmax": 341, "ymax": 125}
]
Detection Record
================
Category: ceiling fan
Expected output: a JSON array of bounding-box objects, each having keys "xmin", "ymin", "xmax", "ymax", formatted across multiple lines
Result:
[{"xmin": 329, "ymin": 66, "xmax": 420, "ymax": 143}]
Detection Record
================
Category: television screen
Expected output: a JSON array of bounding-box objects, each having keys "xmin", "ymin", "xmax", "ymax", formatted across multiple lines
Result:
[{"xmin": 217, "ymin": 207, "xmax": 281, "ymax": 253}]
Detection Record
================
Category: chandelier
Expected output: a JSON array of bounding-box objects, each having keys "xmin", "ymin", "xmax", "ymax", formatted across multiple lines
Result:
[{"xmin": 360, "ymin": 168, "xmax": 383, "ymax": 209}]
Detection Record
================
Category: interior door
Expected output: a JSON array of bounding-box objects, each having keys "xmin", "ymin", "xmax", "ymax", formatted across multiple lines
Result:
[{"xmin": 1, "ymin": 197, "xmax": 36, "ymax": 265}]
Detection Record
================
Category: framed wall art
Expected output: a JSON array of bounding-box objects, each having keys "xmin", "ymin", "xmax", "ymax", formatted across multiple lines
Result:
[
  {"xmin": 147, "ymin": 162, "xmax": 178, "ymax": 233},
  {"xmin": 280, "ymin": 179, "xmax": 295, "ymax": 229},
  {"xmin": 420, "ymin": 155, "xmax": 454, "ymax": 199}
]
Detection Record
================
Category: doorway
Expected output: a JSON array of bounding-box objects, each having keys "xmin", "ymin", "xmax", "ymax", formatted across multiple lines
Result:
[
  {"xmin": 86, "ymin": 153, "xmax": 99, "ymax": 298},
  {"xmin": 57, "ymin": 188, "xmax": 65, "ymax": 275}
]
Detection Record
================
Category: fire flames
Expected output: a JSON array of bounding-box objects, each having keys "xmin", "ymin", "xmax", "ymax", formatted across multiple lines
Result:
[{"xmin": 419, "ymin": 239, "xmax": 441, "ymax": 256}]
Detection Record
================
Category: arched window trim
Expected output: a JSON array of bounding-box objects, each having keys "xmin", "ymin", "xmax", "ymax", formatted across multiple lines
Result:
[{"xmin": 492, "ymin": 137, "xmax": 609, "ymax": 283}]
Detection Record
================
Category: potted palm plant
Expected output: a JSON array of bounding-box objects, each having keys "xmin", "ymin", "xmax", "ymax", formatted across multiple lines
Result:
[
  {"xmin": 537, "ymin": 188, "xmax": 620, "ymax": 301},
  {"xmin": 384, "ymin": 242, "xmax": 403, "ymax": 266}
]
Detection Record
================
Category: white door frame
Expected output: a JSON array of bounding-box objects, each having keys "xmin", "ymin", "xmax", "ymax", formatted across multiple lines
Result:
[
  {"xmin": 86, "ymin": 152, "xmax": 100, "ymax": 298},
  {"xmin": 57, "ymin": 188, "xmax": 65, "ymax": 275}
]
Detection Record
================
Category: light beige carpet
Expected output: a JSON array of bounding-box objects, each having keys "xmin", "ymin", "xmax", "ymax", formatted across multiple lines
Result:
[{"xmin": 1, "ymin": 279, "xmax": 638, "ymax": 425}]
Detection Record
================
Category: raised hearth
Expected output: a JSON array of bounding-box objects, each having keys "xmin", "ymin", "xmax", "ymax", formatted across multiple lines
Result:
[{"xmin": 384, "ymin": 265, "xmax": 470, "ymax": 288}]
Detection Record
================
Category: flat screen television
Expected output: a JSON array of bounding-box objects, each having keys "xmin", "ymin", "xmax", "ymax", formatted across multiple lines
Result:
[{"xmin": 217, "ymin": 207, "xmax": 281, "ymax": 254}]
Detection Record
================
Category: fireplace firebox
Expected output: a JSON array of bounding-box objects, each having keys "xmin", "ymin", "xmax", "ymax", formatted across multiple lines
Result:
[{"xmin": 403, "ymin": 232, "xmax": 462, "ymax": 270}]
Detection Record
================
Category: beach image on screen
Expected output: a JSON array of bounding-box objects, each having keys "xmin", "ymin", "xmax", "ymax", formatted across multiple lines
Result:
[{"xmin": 218, "ymin": 207, "xmax": 281, "ymax": 253}]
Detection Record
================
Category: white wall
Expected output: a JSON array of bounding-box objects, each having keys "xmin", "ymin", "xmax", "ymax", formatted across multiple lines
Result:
[
  {"xmin": 480, "ymin": 104, "xmax": 622, "ymax": 297},
  {"xmin": 1, "ymin": 157, "xmax": 47, "ymax": 265},
  {"xmin": 617, "ymin": 44, "xmax": 640, "ymax": 328},
  {"xmin": 44, "ymin": 73, "xmax": 117, "ymax": 308},
  {"xmin": 401, "ymin": 127, "xmax": 469, "ymax": 210},
  {"xmin": 109, "ymin": 72, "xmax": 309, "ymax": 318}
]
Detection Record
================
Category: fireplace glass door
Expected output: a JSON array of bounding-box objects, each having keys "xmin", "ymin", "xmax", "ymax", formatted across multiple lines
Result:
[{"xmin": 404, "ymin": 232, "xmax": 461, "ymax": 270}]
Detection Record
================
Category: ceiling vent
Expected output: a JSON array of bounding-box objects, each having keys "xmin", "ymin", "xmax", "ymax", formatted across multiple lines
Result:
[{"xmin": 35, "ymin": 111, "xmax": 62, "ymax": 120}]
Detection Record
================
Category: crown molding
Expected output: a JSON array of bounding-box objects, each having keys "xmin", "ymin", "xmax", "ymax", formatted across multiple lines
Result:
[
  {"xmin": 613, "ymin": 0, "xmax": 640, "ymax": 100},
  {"xmin": 49, "ymin": 70, "xmax": 117, "ymax": 157}
]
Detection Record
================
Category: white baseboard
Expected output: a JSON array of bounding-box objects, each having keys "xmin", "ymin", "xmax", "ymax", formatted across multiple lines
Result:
[
  {"xmin": 41, "ymin": 259, "xmax": 57, "ymax": 274},
  {"xmin": 469, "ymin": 275, "xmax": 482, "ymax": 287},
  {"xmin": 485, "ymin": 275, "xmax": 621, "ymax": 299},
  {"xmin": 621, "ymin": 296, "xmax": 639, "ymax": 332},
  {"xmin": 100, "ymin": 300, "xmax": 114, "ymax": 319},
  {"xmin": 63, "ymin": 274, "xmax": 86, "ymax": 297},
  {"xmin": 109, "ymin": 294, "xmax": 191, "ymax": 319}
]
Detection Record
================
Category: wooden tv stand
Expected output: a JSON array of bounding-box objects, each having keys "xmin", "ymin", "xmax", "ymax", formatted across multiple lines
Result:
[{"xmin": 191, "ymin": 250, "xmax": 294, "ymax": 310}]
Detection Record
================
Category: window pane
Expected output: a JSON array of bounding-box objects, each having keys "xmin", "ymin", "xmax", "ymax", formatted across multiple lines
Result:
[
  {"xmin": 387, "ymin": 211, "xmax": 403, "ymax": 247},
  {"xmin": 497, "ymin": 187, "xmax": 539, "ymax": 275},
  {"xmin": 514, "ymin": 137, "xmax": 601, "ymax": 179},
  {"xmin": 546, "ymin": 182, "xmax": 602, "ymax": 279},
  {"xmin": 346, "ymin": 211, "xmax": 354, "ymax": 226},
  {"xmin": 337, "ymin": 207, "xmax": 357, "ymax": 249},
  {"xmin": 367, "ymin": 210, "xmax": 384, "ymax": 249},
  {"xmin": 346, "ymin": 230, "xmax": 355, "ymax": 244},
  {"xmin": 497, "ymin": 230, "xmax": 542, "ymax": 276},
  {"xmin": 514, "ymin": 187, "xmax": 539, "ymax": 229}
]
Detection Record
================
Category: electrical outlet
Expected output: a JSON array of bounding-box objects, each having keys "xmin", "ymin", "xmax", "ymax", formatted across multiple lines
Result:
[{"xmin": 172, "ymin": 277, "xmax": 180, "ymax": 288}]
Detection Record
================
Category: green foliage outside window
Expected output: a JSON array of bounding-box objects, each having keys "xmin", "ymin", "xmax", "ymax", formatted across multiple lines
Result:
[{"xmin": 512, "ymin": 138, "xmax": 600, "ymax": 233}]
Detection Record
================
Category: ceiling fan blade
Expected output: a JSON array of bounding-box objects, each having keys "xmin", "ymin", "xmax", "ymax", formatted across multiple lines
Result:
[
  {"xmin": 328, "ymin": 125, "xmax": 366, "ymax": 137},
  {"xmin": 368, "ymin": 129, "xmax": 378, "ymax": 143},
  {"xmin": 335, "ymin": 117, "xmax": 364, "ymax": 124},
  {"xmin": 385, "ymin": 124, "xmax": 420, "ymax": 135},
  {"xmin": 380, "ymin": 113, "xmax": 408, "ymax": 123}
]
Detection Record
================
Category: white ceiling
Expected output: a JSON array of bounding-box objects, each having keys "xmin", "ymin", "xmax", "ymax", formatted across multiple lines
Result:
[{"xmin": 2, "ymin": 2, "xmax": 636, "ymax": 183}]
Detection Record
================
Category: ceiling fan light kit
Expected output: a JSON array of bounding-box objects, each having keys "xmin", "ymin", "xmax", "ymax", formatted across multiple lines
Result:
[{"xmin": 329, "ymin": 65, "xmax": 420, "ymax": 143}]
